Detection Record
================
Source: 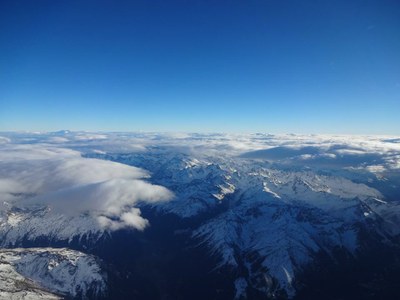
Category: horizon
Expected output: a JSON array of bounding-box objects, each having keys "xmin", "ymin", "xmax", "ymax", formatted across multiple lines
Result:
[{"xmin": 1, "ymin": 129, "xmax": 399, "ymax": 139}]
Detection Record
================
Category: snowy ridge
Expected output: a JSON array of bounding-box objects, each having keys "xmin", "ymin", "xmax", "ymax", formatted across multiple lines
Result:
[
  {"xmin": 0, "ymin": 207, "xmax": 104, "ymax": 247},
  {"xmin": 0, "ymin": 259, "xmax": 60, "ymax": 299},
  {"xmin": 0, "ymin": 248, "xmax": 106, "ymax": 299}
]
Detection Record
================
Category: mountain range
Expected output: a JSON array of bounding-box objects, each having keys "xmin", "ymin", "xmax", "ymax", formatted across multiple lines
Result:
[{"xmin": 0, "ymin": 131, "xmax": 399, "ymax": 299}]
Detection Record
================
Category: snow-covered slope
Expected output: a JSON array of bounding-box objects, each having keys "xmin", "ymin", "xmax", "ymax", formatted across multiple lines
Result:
[
  {"xmin": 0, "ymin": 259, "xmax": 60, "ymax": 299},
  {"xmin": 0, "ymin": 248, "xmax": 106, "ymax": 299},
  {"xmin": 0, "ymin": 207, "xmax": 104, "ymax": 247}
]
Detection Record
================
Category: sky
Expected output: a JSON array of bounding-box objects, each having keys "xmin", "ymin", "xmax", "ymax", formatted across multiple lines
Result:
[{"xmin": 0, "ymin": 0, "xmax": 399, "ymax": 134}]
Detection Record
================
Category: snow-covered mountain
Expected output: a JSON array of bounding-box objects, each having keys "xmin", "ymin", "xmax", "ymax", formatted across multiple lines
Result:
[
  {"xmin": 0, "ymin": 248, "xmax": 106, "ymax": 299},
  {"xmin": 0, "ymin": 132, "xmax": 399, "ymax": 299},
  {"xmin": 93, "ymin": 151, "xmax": 399, "ymax": 298}
]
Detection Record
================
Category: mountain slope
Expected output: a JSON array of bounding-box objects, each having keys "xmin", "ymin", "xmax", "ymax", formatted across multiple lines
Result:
[{"xmin": 0, "ymin": 248, "xmax": 106, "ymax": 299}]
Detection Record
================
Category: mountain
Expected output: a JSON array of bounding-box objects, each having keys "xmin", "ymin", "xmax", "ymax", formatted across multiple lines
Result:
[
  {"xmin": 89, "ymin": 150, "xmax": 400, "ymax": 299},
  {"xmin": 0, "ymin": 132, "xmax": 399, "ymax": 299},
  {"xmin": 0, "ymin": 248, "xmax": 105, "ymax": 299}
]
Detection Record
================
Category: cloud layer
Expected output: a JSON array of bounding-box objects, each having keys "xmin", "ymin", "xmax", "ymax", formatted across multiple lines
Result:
[
  {"xmin": 0, "ymin": 142, "xmax": 173, "ymax": 231},
  {"xmin": 1, "ymin": 130, "xmax": 399, "ymax": 232}
]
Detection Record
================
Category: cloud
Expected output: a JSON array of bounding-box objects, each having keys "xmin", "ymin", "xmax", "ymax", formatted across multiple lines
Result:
[
  {"xmin": 97, "ymin": 208, "xmax": 149, "ymax": 231},
  {"xmin": 22, "ymin": 179, "xmax": 173, "ymax": 230},
  {"xmin": 240, "ymin": 146, "xmax": 322, "ymax": 160},
  {"xmin": 235, "ymin": 135, "xmax": 400, "ymax": 171},
  {"xmin": 0, "ymin": 142, "xmax": 173, "ymax": 231},
  {"xmin": 1, "ymin": 131, "xmax": 399, "ymax": 230},
  {"xmin": 0, "ymin": 136, "xmax": 10, "ymax": 144}
]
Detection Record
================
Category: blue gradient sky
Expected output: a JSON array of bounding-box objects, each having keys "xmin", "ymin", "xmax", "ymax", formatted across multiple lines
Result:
[{"xmin": 1, "ymin": 0, "xmax": 399, "ymax": 134}]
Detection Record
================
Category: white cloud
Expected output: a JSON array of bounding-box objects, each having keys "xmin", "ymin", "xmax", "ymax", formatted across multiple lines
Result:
[
  {"xmin": 0, "ymin": 136, "xmax": 10, "ymax": 144},
  {"xmin": 97, "ymin": 208, "xmax": 149, "ymax": 231},
  {"xmin": 0, "ymin": 142, "xmax": 173, "ymax": 231},
  {"xmin": 365, "ymin": 165, "xmax": 386, "ymax": 173},
  {"xmin": 334, "ymin": 149, "xmax": 366, "ymax": 155}
]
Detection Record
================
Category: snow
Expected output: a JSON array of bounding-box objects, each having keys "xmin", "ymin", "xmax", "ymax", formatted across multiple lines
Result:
[
  {"xmin": 0, "ymin": 263, "xmax": 61, "ymax": 299},
  {"xmin": 0, "ymin": 248, "xmax": 105, "ymax": 299},
  {"xmin": 5, "ymin": 212, "xmax": 23, "ymax": 227},
  {"xmin": 372, "ymin": 197, "xmax": 387, "ymax": 204},
  {"xmin": 262, "ymin": 183, "xmax": 281, "ymax": 198}
]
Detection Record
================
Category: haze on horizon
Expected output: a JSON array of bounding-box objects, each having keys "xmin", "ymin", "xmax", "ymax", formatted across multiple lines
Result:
[{"xmin": 0, "ymin": 0, "xmax": 399, "ymax": 134}]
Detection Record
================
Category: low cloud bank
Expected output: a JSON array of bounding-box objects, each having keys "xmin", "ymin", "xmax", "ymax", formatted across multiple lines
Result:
[{"xmin": 0, "ymin": 143, "xmax": 173, "ymax": 231}]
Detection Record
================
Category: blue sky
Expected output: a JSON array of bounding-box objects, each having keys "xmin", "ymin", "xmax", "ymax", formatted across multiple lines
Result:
[{"xmin": 0, "ymin": 0, "xmax": 399, "ymax": 134}]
